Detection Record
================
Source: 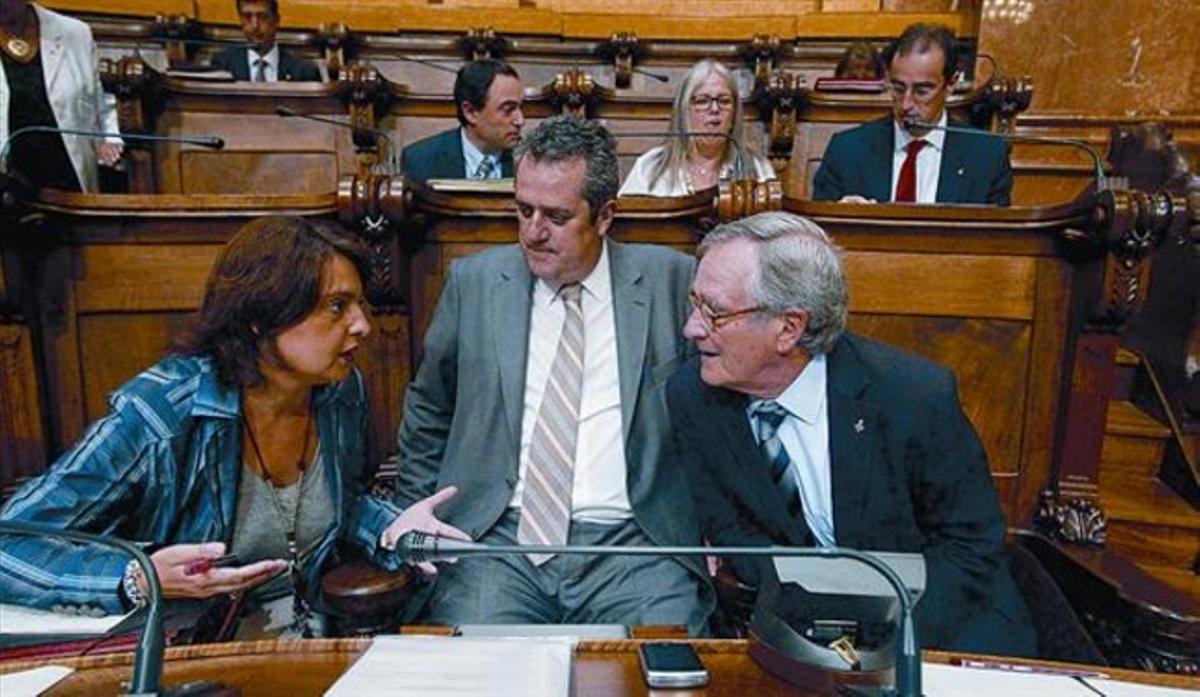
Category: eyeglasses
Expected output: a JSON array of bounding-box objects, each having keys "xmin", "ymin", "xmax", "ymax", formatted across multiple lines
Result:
[
  {"xmin": 886, "ymin": 80, "xmax": 944, "ymax": 103},
  {"xmin": 689, "ymin": 291, "xmax": 763, "ymax": 331},
  {"xmin": 689, "ymin": 94, "xmax": 736, "ymax": 112}
]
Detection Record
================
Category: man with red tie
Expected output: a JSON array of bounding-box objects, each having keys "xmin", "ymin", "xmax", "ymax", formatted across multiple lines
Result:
[{"xmin": 811, "ymin": 23, "xmax": 1012, "ymax": 206}]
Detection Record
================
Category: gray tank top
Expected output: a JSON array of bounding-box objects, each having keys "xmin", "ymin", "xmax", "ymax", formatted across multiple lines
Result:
[{"xmin": 230, "ymin": 448, "xmax": 335, "ymax": 600}]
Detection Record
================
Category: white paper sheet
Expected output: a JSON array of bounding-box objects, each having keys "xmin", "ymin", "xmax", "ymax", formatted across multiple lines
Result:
[
  {"xmin": 0, "ymin": 604, "xmax": 130, "ymax": 636},
  {"xmin": 1083, "ymin": 679, "xmax": 1200, "ymax": 697},
  {"xmin": 0, "ymin": 666, "xmax": 74, "ymax": 696},
  {"xmin": 921, "ymin": 663, "xmax": 1099, "ymax": 697},
  {"xmin": 324, "ymin": 635, "xmax": 574, "ymax": 697}
]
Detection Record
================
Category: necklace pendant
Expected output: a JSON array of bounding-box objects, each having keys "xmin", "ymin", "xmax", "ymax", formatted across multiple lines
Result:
[{"xmin": 6, "ymin": 36, "xmax": 30, "ymax": 59}]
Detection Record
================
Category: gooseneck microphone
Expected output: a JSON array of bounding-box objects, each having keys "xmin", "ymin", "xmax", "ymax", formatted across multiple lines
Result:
[
  {"xmin": 396, "ymin": 531, "xmax": 922, "ymax": 697},
  {"xmin": 621, "ymin": 130, "xmax": 752, "ymax": 182},
  {"xmin": 275, "ymin": 105, "xmax": 398, "ymax": 173},
  {"xmin": 0, "ymin": 127, "xmax": 224, "ymax": 174},
  {"xmin": 0, "ymin": 520, "xmax": 166, "ymax": 696},
  {"xmin": 903, "ymin": 118, "xmax": 1108, "ymax": 191}
]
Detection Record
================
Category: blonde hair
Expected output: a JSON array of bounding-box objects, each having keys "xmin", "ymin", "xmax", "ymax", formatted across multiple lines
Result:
[{"xmin": 645, "ymin": 59, "xmax": 754, "ymax": 192}]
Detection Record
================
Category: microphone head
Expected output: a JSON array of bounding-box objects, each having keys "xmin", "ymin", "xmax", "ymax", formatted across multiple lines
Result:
[{"xmin": 206, "ymin": 136, "xmax": 225, "ymax": 150}]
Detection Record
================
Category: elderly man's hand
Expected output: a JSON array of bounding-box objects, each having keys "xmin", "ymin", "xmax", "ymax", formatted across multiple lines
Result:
[{"xmin": 381, "ymin": 486, "xmax": 471, "ymax": 575}]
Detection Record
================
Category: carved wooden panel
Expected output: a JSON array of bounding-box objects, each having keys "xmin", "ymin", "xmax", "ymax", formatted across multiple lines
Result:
[
  {"xmin": 0, "ymin": 323, "xmax": 47, "ymax": 486},
  {"xmin": 180, "ymin": 152, "xmax": 340, "ymax": 195}
]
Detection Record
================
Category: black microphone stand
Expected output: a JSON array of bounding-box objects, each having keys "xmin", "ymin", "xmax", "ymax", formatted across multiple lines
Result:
[
  {"xmin": 1, "ymin": 520, "xmax": 166, "ymax": 696},
  {"xmin": 399, "ymin": 533, "xmax": 922, "ymax": 697},
  {"xmin": 0, "ymin": 127, "xmax": 225, "ymax": 176},
  {"xmin": 904, "ymin": 118, "xmax": 1108, "ymax": 192}
]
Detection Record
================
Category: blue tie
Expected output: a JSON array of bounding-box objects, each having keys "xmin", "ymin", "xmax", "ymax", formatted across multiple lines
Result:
[{"xmin": 753, "ymin": 401, "xmax": 806, "ymax": 523}]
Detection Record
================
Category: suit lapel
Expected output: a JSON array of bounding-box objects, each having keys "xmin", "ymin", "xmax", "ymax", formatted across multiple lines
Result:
[
  {"xmin": 937, "ymin": 131, "xmax": 966, "ymax": 203},
  {"xmin": 867, "ymin": 119, "xmax": 895, "ymax": 203},
  {"xmin": 492, "ymin": 257, "xmax": 534, "ymax": 450},
  {"xmin": 450, "ymin": 128, "xmax": 468, "ymax": 179},
  {"xmin": 609, "ymin": 241, "xmax": 650, "ymax": 443},
  {"xmin": 36, "ymin": 7, "xmax": 66, "ymax": 90},
  {"xmin": 826, "ymin": 339, "xmax": 877, "ymax": 546}
]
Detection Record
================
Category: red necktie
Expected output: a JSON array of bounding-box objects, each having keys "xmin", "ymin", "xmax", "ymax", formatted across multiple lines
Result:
[{"xmin": 894, "ymin": 139, "xmax": 927, "ymax": 203}]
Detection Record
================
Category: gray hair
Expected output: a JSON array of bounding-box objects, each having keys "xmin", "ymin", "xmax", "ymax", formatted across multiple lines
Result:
[
  {"xmin": 699, "ymin": 212, "xmax": 848, "ymax": 355},
  {"xmin": 515, "ymin": 116, "xmax": 618, "ymax": 222}
]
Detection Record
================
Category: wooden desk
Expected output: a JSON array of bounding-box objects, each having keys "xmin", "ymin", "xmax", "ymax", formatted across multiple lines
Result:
[{"xmin": 2, "ymin": 639, "xmax": 1197, "ymax": 696}]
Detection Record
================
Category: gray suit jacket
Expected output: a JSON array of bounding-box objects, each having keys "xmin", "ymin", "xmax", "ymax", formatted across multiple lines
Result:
[{"xmin": 395, "ymin": 240, "xmax": 713, "ymax": 611}]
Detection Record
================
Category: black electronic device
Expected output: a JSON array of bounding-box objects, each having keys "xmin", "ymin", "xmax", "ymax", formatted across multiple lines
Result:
[{"xmin": 637, "ymin": 642, "xmax": 710, "ymax": 689}]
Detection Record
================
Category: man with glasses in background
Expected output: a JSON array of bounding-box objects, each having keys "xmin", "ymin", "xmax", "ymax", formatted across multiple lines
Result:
[
  {"xmin": 811, "ymin": 23, "xmax": 1012, "ymax": 205},
  {"xmin": 666, "ymin": 211, "xmax": 1035, "ymax": 654}
]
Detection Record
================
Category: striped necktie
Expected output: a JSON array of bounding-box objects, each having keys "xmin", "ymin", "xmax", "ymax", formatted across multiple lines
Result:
[
  {"xmin": 474, "ymin": 154, "xmax": 498, "ymax": 180},
  {"xmin": 517, "ymin": 283, "xmax": 584, "ymax": 565},
  {"xmin": 752, "ymin": 401, "xmax": 806, "ymax": 525}
]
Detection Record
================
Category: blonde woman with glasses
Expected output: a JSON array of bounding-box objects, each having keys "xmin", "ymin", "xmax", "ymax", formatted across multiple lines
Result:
[{"xmin": 619, "ymin": 59, "xmax": 775, "ymax": 196}]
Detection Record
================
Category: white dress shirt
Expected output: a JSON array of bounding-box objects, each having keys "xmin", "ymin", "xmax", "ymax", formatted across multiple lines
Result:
[
  {"xmin": 890, "ymin": 110, "xmax": 947, "ymax": 204},
  {"xmin": 460, "ymin": 128, "xmax": 503, "ymax": 180},
  {"xmin": 247, "ymin": 44, "xmax": 280, "ymax": 82},
  {"xmin": 745, "ymin": 354, "xmax": 835, "ymax": 546},
  {"xmin": 510, "ymin": 241, "xmax": 632, "ymax": 523}
]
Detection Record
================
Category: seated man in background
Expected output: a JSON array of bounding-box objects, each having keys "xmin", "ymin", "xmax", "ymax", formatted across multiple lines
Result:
[
  {"xmin": 211, "ymin": 0, "xmax": 321, "ymax": 82},
  {"xmin": 400, "ymin": 59, "xmax": 524, "ymax": 185},
  {"xmin": 812, "ymin": 23, "xmax": 1012, "ymax": 205},
  {"xmin": 666, "ymin": 211, "xmax": 1035, "ymax": 655},
  {"xmin": 385, "ymin": 116, "xmax": 712, "ymax": 633}
]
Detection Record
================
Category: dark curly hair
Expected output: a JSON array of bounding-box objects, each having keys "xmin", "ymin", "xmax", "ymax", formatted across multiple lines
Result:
[{"xmin": 174, "ymin": 216, "xmax": 370, "ymax": 388}]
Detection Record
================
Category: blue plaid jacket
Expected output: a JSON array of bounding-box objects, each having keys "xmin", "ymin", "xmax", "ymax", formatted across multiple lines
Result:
[{"xmin": 0, "ymin": 355, "xmax": 402, "ymax": 615}]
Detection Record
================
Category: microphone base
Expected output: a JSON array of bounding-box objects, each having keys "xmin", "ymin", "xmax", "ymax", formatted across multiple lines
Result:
[{"xmin": 127, "ymin": 680, "xmax": 240, "ymax": 697}]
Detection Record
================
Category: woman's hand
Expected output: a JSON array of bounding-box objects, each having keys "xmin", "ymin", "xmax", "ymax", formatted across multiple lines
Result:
[
  {"xmin": 381, "ymin": 486, "xmax": 471, "ymax": 575},
  {"xmin": 96, "ymin": 141, "xmax": 124, "ymax": 167},
  {"xmin": 142, "ymin": 542, "xmax": 286, "ymax": 600}
]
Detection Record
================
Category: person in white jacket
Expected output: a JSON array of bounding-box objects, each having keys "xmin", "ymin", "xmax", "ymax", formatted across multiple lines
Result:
[
  {"xmin": 0, "ymin": 0, "xmax": 121, "ymax": 192},
  {"xmin": 619, "ymin": 59, "xmax": 774, "ymax": 197}
]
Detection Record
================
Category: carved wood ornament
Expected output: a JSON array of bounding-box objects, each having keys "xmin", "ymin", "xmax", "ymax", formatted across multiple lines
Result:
[
  {"xmin": 337, "ymin": 63, "xmax": 394, "ymax": 177},
  {"xmin": 151, "ymin": 14, "xmax": 200, "ymax": 68},
  {"xmin": 316, "ymin": 22, "xmax": 352, "ymax": 79},
  {"xmin": 742, "ymin": 34, "xmax": 783, "ymax": 94},
  {"xmin": 545, "ymin": 69, "xmax": 613, "ymax": 119},
  {"xmin": 754, "ymin": 71, "xmax": 808, "ymax": 175},
  {"xmin": 460, "ymin": 27, "xmax": 506, "ymax": 61},
  {"xmin": 599, "ymin": 33, "xmax": 642, "ymax": 89},
  {"xmin": 337, "ymin": 173, "xmax": 408, "ymax": 311}
]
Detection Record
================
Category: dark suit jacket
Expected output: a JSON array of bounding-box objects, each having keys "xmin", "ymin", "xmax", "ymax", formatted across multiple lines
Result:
[
  {"xmin": 210, "ymin": 45, "xmax": 321, "ymax": 82},
  {"xmin": 666, "ymin": 333, "xmax": 1034, "ymax": 654},
  {"xmin": 812, "ymin": 117, "xmax": 1013, "ymax": 205},
  {"xmin": 396, "ymin": 240, "xmax": 714, "ymax": 626},
  {"xmin": 400, "ymin": 127, "xmax": 515, "ymax": 185}
]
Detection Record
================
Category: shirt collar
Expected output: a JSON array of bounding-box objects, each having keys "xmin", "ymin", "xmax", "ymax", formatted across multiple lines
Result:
[
  {"xmin": 533, "ymin": 239, "xmax": 611, "ymax": 308},
  {"xmin": 459, "ymin": 127, "xmax": 503, "ymax": 178},
  {"xmin": 248, "ymin": 44, "xmax": 280, "ymax": 69},
  {"xmin": 748, "ymin": 353, "xmax": 827, "ymax": 425},
  {"xmin": 189, "ymin": 355, "xmax": 348, "ymax": 419},
  {"xmin": 894, "ymin": 109, "xmax": 947, "ymax": 154}
]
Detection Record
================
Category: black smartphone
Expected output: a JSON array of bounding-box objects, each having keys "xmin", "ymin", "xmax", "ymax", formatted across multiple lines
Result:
[{"xmin": 637, "ymin": 642, "xmax": 709, "ymax": 688}]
